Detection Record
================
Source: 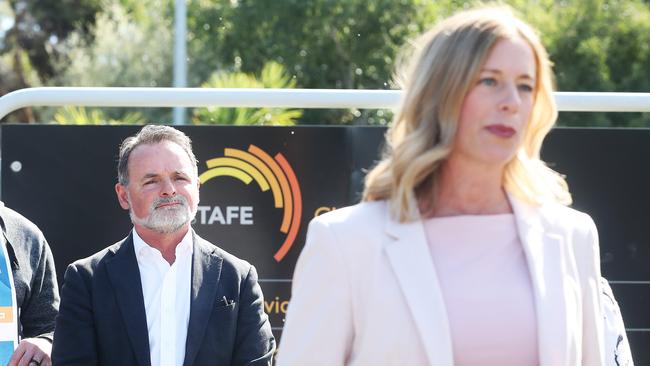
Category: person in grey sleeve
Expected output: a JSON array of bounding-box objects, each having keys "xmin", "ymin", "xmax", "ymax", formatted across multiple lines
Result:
[{"xmin": 1, "ymin": 202, "xmax": 59, "ymax": 366}]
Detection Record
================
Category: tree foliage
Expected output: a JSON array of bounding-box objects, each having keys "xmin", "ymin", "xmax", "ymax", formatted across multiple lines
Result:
[
  {"xmin": 540, "ymin": 0, "xmax": 650, "ymax": 126},
  {"xmin": 187, "ymin": 0, "xmax": 437, "ymax": 125},
  {"xmin": 4, "ymin": 0, "xmax": 101, "ymax": 79},
  {"xmin": 53, "ymin": 106, "xmax": 145, "ymax": 124},
  {"xmin": 192, "ymin": 61, "xmax": 303, "ymax": 126},
  {"xmin": 2, "ymin": 0, "xmax": 650, "ymax": 126},
  {"xmin": 46, "ymin": 0, "xmax": 173, "ymax": 124},
  {"xmin": 0, "ymin": 0, "xmax": 101, "ymax": 122}
]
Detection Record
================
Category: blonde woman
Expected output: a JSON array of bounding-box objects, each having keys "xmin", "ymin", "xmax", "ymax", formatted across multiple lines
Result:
[{"xmin": 279, "ymin": 6, "xmax": 606, "ymax": 366}]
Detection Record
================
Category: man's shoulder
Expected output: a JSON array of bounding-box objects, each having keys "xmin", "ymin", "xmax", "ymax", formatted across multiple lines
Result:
[
  {"xmin": 0, "ymin": 203, "xmax": 45, "ymax": 243},
  {"xmin": 194, "ymin": 234, "xmax": 253, "ymax": 276},
  {"xmin": 68, "ymin": 237, "xmax": 130, "ymax": 274}
]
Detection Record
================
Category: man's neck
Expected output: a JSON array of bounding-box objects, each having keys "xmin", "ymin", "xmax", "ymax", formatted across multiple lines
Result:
[{"xmin": 133, "ymin": 224, "xmax": 190, "ymax": 264}]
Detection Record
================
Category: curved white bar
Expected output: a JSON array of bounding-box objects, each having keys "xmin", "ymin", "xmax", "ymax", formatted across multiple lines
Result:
[
  {"xmin": 0, "ymin": 87, "xmax": 649, "ymax": 121},
  {"xmin": 555, "ymin": 92, "xmax": 650, "ymax": 112}
]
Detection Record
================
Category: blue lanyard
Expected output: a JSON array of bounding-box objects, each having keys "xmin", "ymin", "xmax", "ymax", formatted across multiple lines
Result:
[{"xmin": 0, "ymin": 234, "xmax": 18, "ymax": 365}]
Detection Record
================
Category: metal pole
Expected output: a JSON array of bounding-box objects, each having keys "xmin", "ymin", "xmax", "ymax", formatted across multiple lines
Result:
[{"xmin": 173, "ymin": 0, "xmax": 187, "ymax": 125}]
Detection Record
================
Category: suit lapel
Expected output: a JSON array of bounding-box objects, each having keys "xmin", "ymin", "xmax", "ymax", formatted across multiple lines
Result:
[
  {"xmin": 105, "ymin": 234, "xmax": 151, "ymax": 366},
  {"xmin": 383, "ymin": 208, "xmax": 454, "ymax": 366},
  {"xmin": 183, "ymin": 233, "xmax": 223, "ymax": 366},
  {"xmin": 510, "ymin": 197, "xmax": 569, "ymax": 366}
]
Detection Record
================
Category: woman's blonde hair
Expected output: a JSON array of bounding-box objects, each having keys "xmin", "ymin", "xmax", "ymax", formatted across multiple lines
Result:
[{"xmin": 363, "ymin": 5, "xmax": 571, "ymax": 222}]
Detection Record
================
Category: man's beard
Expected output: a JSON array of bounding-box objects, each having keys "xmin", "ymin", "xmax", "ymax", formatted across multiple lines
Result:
[{"xmin": 129, "ymin": 195, "xmax": 196, "ymax": 234}]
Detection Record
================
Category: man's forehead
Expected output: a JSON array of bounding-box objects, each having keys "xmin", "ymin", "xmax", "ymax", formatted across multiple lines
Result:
[
  {"xmin": 128, "ymin": 142, "xmax": 195, "ymax": 173},
  {"xmin": 130, "ymin": 141, "xmax": 190, "ymax": 160},
  {"xmin": 141, "ymin": 169, "xmax": 190, "ymax": 177}
]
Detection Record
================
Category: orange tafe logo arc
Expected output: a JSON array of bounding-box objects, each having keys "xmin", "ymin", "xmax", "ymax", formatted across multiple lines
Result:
[{"xmin": 198, "ymin": 145, "xmax": 302, "ymax": 262}]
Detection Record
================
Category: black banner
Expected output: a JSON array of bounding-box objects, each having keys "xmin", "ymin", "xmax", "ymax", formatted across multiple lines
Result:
[{"xmin": 1, "ymin": 125, "xmax": 648, "ymax": 363}]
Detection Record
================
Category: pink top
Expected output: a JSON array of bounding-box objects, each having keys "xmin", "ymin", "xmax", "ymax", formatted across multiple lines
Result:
[{"xmin": 423, "ymin": 214, "xmax": 539, "ymax": 366}]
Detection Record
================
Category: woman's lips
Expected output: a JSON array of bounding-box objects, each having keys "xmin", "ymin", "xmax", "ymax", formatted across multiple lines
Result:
[{"xmin": 485, "ymin": 124, "xmax": 516, "ymax": 138}]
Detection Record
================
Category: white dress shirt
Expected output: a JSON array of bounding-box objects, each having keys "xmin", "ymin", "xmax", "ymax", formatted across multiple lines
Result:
[{"xmin": 133, "ymin": 229, "xmax": 193, "ymax": 366}]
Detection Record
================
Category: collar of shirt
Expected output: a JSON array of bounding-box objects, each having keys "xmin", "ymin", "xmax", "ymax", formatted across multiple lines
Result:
[
  {"xmin": 131, "ymin": 227, "xmax": 194, "ymax": 366},
  {"xmin": 132, "ymin": 227, "xmax": 194, "ymax": 262}
]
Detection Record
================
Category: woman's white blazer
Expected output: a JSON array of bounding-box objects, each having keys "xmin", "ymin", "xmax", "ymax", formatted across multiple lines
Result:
[{"xmin": 278, "ymin": 198, "xmax": 605, "ymax": 366}]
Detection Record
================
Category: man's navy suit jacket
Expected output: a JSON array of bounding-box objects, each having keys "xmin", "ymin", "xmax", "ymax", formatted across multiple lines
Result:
[{"xmin": 52, "ymin": 231, "xmax": 275, "ymax": 365}]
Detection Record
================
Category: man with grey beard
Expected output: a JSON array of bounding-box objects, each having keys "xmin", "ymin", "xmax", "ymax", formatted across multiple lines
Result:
[{"xmin": 52, "ymin": 125, "xmax": 275, "ymax": 366}]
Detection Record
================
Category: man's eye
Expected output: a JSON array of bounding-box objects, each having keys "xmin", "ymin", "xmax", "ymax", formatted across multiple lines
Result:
[{"xmin": 144, "ymin": 180, "xmax": 156, "ymax": 185}]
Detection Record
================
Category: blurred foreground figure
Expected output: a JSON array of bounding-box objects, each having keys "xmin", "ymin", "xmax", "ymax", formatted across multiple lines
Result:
[
  {"xmin": 601, "ymin": 278, "xmax": 633, "ymax": 365},
  {"xmin": 279, "ymin": 5, "xmax": 631, "ymax": 366},
  {"xmin": 53, "ymin": 125, "xmax": 275, "ymax": 366},
  {"xmin": 1, "ymin": 203, "xmax": 59, "ymax": 366}
]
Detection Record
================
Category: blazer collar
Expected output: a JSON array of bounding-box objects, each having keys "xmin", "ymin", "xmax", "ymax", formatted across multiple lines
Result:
[
  {"xmin": 509, "ymin": 196, "xmax": 570, "ymax": 366},
  {"xmin": 105, "ymin": 231, "xmax": 225, "ymax": 366},
  {"xmin": 383, "ymin": 204, "xmax": 454, "ymax": 366},
  {"xmin": 183, "ymin": 231, "xmax": 223, "ymax": 366},
  {"xmin": 383, "ymin": 197, "xmax": 571, "ymax": 366},
  {"xmin": 105, "ymin": 234, "xmax": 151, "ymax": 366}
]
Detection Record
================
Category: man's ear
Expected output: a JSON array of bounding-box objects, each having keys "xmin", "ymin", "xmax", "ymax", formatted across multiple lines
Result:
[{"xmin": 115, "ymin": 183, "xmax": 131, "ymax": 210}]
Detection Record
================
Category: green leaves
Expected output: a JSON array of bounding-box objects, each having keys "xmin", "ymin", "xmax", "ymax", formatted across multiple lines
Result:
[
  {"xmin": 192, "ymin": 61, "xmax": 303, "ymax": 126},
  {"xmin": 53, "ymin": 106, "xmax": 145, "ymax": 124},
  {"xmin": 3, "ymin": 0, "xmax": 650, "ymax": 126},
  {"xmin": 187, "ymin": 0, "xmax": 431, "ymax": 124},
  {"xmin": 541, "ymin": 0, "xmax": 650, "ymax": 126}
]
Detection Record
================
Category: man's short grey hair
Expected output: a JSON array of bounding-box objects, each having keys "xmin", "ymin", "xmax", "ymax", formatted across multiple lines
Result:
[{"xmin": 117, "ymin": 125, "xmax": 198, "ymax": 186}]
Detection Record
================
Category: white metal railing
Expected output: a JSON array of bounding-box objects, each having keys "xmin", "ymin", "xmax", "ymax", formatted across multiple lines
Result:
[{"xmin": 0, "ymin": 87, "xmax": 649, "ymax": 121}]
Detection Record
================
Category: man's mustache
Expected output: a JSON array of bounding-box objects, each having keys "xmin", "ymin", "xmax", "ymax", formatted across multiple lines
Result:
[{"xmin": 152, "ymin": 196, "xmax": 188, "ymax": 210}]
